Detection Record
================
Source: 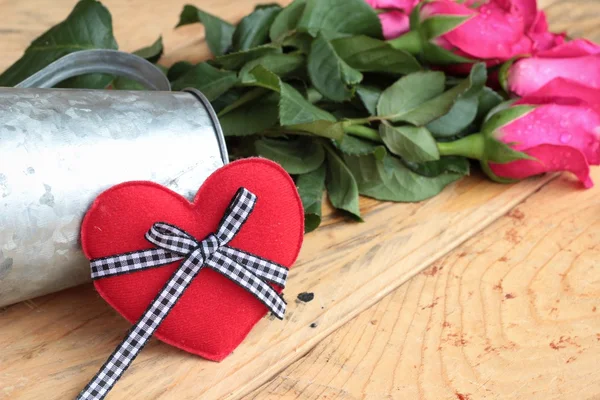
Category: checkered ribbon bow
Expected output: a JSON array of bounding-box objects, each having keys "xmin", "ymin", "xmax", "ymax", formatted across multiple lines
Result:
[{"xmin": 77, "ymin": 188, "xmax": 288, "ymax": 400}]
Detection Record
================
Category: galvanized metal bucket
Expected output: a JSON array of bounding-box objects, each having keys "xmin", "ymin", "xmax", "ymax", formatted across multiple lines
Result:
[{"xmin": 0, "ymin": 50, "xmax": 228, "ymax": 307}]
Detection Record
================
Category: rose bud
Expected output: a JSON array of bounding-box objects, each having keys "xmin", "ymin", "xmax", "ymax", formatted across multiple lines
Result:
[
  {"xmin": 387, "ymin": 0, "xmax": 564, "ymax": 66},
  {"xmin": 364, "ymin": 0, "xmax": 419, "ymax": 39},
  {"xmin": 437, "ymin": 78, "xmax": 600, "ymax": 188},
  {"xmin": 505, "ymin": 39, "xmax": 600, "ymax": 96}
]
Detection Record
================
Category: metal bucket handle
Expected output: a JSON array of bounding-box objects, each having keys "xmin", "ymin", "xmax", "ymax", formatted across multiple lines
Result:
[{"xmin": 16, "ymin": 49, "xmax": 171, "ymax": 91}]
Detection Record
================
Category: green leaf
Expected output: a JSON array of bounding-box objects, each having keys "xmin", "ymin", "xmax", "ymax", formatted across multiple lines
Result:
[
  {"xmin": 282, "ymin": 32, "xmax": 314, "ymax": 53},
  {"xmin": 280, "ymin": 83, "xmax": 345, "ymax": 139},
  {"xmin": 0, "ymin": 0, "xmax": 118, "ymax": 88},
  {"xmin": 239, "ymin": 53, "xmax": 305, "ymax": 83},
  {"xmin": 404, "ymin": 156, "xmax": 470, "ymax": 178},
  {"xmin": 355, "ymin": 85, "xmax": 382, "ymax": 116},
  {"xmin": 296, "ymin": 163, "xmax": 326, "ymax": 233},
  {"xmin": 377, "ymin": 71, "xmax": 446, "ymax": 121},
  {"xmin": 306, "ymin": 87, "xmax": 324, "ymax": 104},
  {"xmin": 426, "ymin": 96, "xmax": 478, "ymax": 137},
  {"xmin": 288, "ymin": 120, "xmax": 345, "ymax": 139},
  {"xmin": 334, "ymin": 135, "xmax": 386, "ymax": 160},
  {"xmin": 325, "ymin": 145, "xmax": 361, "ymax": 219},
  {"xmin": 393, "ymin": 63, "xmax": 487, "ymax": 126},
  {"xmin": 177, "ymin": 5, "xmax": 234, "ymax": 56},
  {"xmin": 422, "ymin": 42, "xmax": 474, "ymax": 65},
  {"xmin": 112, "ymin": 77, "xmax": 146, "ymax": 90},
  {"xmin": 211, "ymin": 88, "xmax": 244, "ymax": 113},
  {"xmin": 259, "ymin": 68, "xmax": 335, "ymax": 126},
  {"xmin": 270, "ymin": 0, "xmax": 306, "ymax": 42},
  {"xmin": 308, "ymin": 34, "xmax": 363, "ymax": 102},
  {"xmin": 219, "ymin": 92, "xmax": 279, "ymax": 136},
  {"xmin": 255, "ymin": 137, "xmax": 325, "ymax": 174},
  {"xmin": 241, "ymin": 65, "xmax": 281, "ymax": 91},
  {"xmin": 214, "ymin": 45, "xmax": 281, "ymax": 70},
  {"xmin": 482, "ymin": 105, "xmax": 535, "ymax": 138},
  {"xmin": 380, "ymin": 124, "xmax": 440, "ymax": 163},
  {"xmin": 171, "ymin": 62, "xmax": 238, "ymax": 100},
  {"xmin": 345, "ymin": 153, "xmax": 464, "ymax": 202},
  {"xmin": 278, "ymin": 81, "xmax": 332, "ymax": 121},
  {"xmin": 243, "ymin": 65, "xmax": 345, "ymax": 139},
  {"xmin": 232, "ymin": 5, "xmax": 282, "ymax": 51},
  {"xmin": 475, "ymin": 87, "xmax": 504, "ymax": 123},
  {"xmin": 427, "ymin": 63, "xmax": 487, "ymax": 137},
  {"xmin": 167, "ymin": 61, "xmax": 194, "ymax": 81},
  {"xmin": 133, "ymin": 36, "xmax": 163, "ymax": 63},
  {"xmin": 297, "ymin": 0, "xmax": 382, "ymax": 39},
  {"xmin": 420, "ymin": 15, "xmax": 472, "ymax": 39},
  {"xmin": 331, "ymin": 36, "xmax": 421, "ymax": 75}
]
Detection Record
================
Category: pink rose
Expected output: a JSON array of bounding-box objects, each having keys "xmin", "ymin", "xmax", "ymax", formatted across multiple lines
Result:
[
  {"xmin": 438, "ymin": 79, "xmax": 600, "ymax": 187},
  {"xmin": 527, "ymin": 10, "xmax": 566, "ymax": 53},
  {"xmin": 491, "ymin": 79, "xmax": 600, "ymax": 187},
  {"xmin": 365, "ymin": 0, "xmax": 419, "ymax": 39},
  {"xmin": 397, "ymin": 0, "xmax": 564, "ymax": 65},
  {"xmin": 507, "ymin": 39, "xmax": 600, "ymax": 96}
]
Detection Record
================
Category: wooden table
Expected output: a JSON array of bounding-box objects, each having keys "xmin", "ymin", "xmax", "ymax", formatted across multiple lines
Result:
[{"xmin": 1, "ymin": 1, "xmax": 599, "ymax": 399}]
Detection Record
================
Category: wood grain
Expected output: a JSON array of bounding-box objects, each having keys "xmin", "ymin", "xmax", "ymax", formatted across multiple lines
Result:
[
  {"xmin": 0, "ymin": 0, "xmax": 598, "ymax": 399},
  {"xmin": 250, "ymin": 169, "xmax": 600, "ymax": 400},
  {"xmin": 0, "ymin": 173, "xmax": 556, "ymax": 399},
  {"xmin": 540, "ymin": 0, "xmax": 600, "ymax": 43}
]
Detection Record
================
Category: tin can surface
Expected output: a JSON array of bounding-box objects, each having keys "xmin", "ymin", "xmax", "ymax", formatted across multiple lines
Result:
[{"xmin": 0, "ymin": 87, "xmax": 227, "ymax": 306}]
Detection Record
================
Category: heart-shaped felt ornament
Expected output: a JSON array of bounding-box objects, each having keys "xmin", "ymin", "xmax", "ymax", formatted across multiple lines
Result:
[{"xmin": 80, "ymin": 158, "xmax": 304, "ymax": 365}]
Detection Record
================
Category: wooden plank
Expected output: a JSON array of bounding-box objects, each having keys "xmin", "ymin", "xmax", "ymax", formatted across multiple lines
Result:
[
  {"xmin": 0, "ymin": 0, "xmax": 595, "ymax": 399},
  {"xmin": 250, "ymin": 168, "xmax": 600, "ymax": 400},
  {"xmin": 540, "ymin": 0, "xmax": 600, "ymax": 43},
  {"xmin": 0, "ymin": 172, "xmax": 555, "ymax": 399}
]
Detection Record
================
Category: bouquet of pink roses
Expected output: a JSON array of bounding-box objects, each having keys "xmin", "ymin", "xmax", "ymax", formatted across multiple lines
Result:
[{"xmin": 2, "ymin": 0, "xmax": 599, "ymax": 232}]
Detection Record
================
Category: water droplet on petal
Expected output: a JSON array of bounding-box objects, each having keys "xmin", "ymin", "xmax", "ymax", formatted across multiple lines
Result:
[{"xmin": 560, "ymin": 133, "xmax": 572, "ymax": 143}]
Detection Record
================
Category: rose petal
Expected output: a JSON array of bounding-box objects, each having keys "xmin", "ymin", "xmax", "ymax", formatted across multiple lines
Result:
[
  {"xmin": 490, "ymin": 144, "xmax": 593, "ymax": 187},
  {"xmin": 421, "ymin": 0, "xmax": 474, "ymax": 20},
  {"xmin": 500, "ymin": 103, "xmax": 600, "ymax": 165},
  {"xmin": 509, "ymin": 55, "xmax": 600, "ymax": 96},
  {"xmin": 379, "ymin": 10, "xmax": 411, "ymax": 39},
  {"xmin": 536, "ymin": 38, "xmax": 600, "ymax": 58},
  {"xmin": 424, "ymin": 0, "xmax": 532, "ymax": 60},
  {"xmin": 519, "ymin": 78, "xmax": 600, "ymax": 115},
  {"xmin": 365, "ymin": 0, "xmax": 417, "ymax": 11},
  {"xmin": 507, "ymin": 0, "xmax": 538, "ymax": 27},
  {"xmin": 528, "ymin": 12, "xmax": 566, "ymax": 52}
]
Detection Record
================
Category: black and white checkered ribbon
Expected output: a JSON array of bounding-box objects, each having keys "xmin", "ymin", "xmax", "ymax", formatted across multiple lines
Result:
[{"xmin": 77, "ymin": 188, "xmax": 288, "ymax": 400}]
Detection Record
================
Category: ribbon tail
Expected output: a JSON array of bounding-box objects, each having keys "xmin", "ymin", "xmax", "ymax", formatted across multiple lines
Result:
[
  {"xmin": 206, "ymin": 253, "xmax": 287, "ymax": 319},
  {"xmin": 78, "ymin": 247, "xmax": 206, "ymax": 400}
]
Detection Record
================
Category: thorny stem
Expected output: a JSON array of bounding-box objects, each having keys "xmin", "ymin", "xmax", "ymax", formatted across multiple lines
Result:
[
  {"xmin": 343, "ymin": 124, "xmax": 383, "ymax": 143},
  {"xmin": 437, "ymin": 133, "xmax": 485, "ymax": 160}
]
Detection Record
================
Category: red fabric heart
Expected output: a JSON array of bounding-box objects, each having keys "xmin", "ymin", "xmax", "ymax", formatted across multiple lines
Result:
[{"xmin": 81, "ymin": 158, "xmax": 304, "ymax": 361}]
